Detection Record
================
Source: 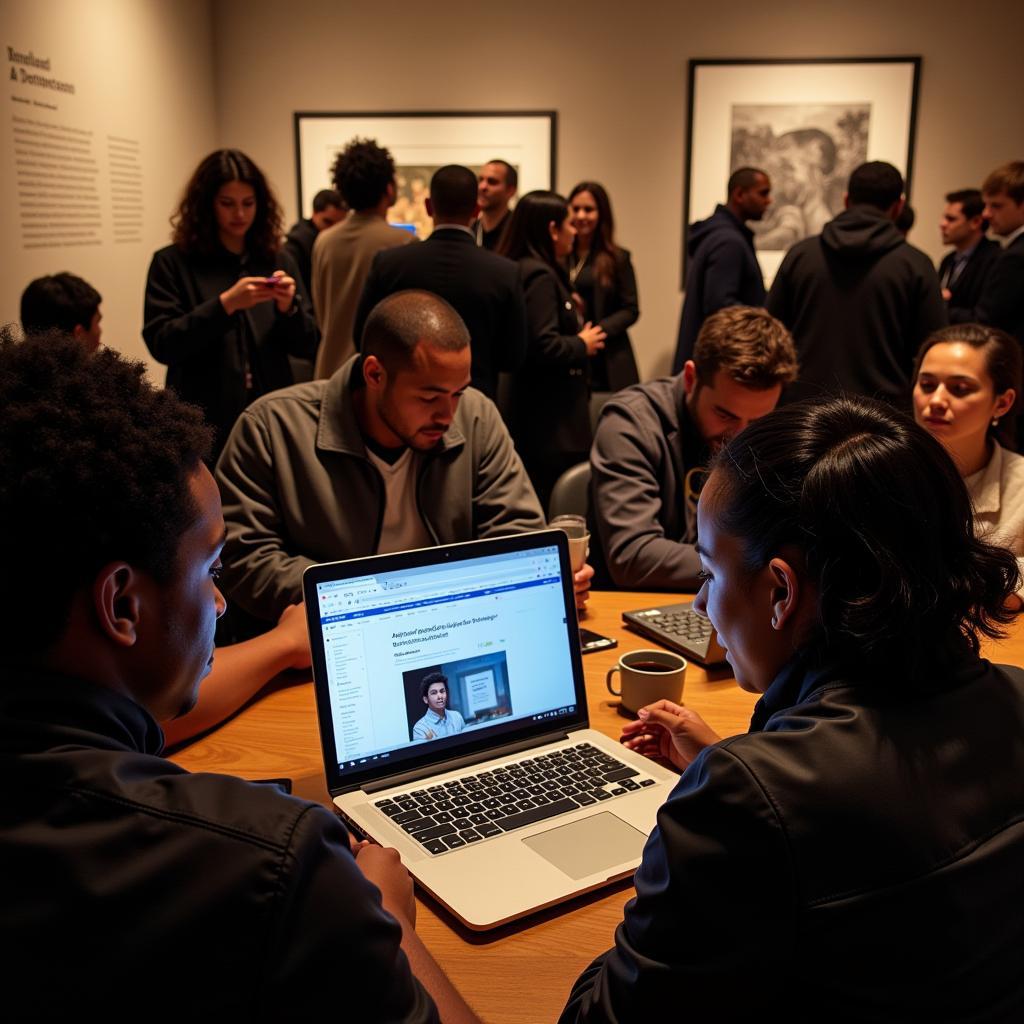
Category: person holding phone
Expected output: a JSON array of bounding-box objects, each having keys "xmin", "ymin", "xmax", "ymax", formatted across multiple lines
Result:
[{"xmin": 144, "ymin": 149, "xmax": 317, "ymax": 460}]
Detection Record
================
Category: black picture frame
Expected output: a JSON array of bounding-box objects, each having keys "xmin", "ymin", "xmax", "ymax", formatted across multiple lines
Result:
[{"xmin": 682, "ymin": 57, "xmax": 922, "ymax": 288}]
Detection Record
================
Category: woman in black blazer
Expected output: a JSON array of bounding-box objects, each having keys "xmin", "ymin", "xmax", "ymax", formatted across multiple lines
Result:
[
  {"xmin": 567, "ymin": 181, "xmax": 640, "ymax": 392},
  {"xmin": 499, "ymin": 190, "xmax": 607, "ymax": 509},
  {"xmin": 143, "ymin": 149, "xmax": 317, "ymax": 461}
]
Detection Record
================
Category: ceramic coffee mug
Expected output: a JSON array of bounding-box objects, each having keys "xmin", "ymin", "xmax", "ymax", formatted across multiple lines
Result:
[{"xmin": 606, "ymin": 648, "xmax": 687, "ymax": 714}]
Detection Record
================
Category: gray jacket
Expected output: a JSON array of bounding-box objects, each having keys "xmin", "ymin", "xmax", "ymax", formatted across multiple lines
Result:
[
  {"xmin": 216, "ymin": 355, "xmax": 545, "ymax": 623},
  {"xmin": 590, "ymin": 374, "xmax": 706, "ymax": 590}
]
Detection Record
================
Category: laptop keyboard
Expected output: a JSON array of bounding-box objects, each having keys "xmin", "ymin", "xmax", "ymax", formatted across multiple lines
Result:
[{"xmin": 373, "ymin": 742, "xmax": 657, "ymax": 855}]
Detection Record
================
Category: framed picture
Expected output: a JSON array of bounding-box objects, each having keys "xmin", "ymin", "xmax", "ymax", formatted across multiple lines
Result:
[
  {"xmin": 683, "ymin": 57, "xmax": 921, "ymax": 286},
  {"xmin": 294, "ymin": 111, "xmax": 557, "ymax": 239}
]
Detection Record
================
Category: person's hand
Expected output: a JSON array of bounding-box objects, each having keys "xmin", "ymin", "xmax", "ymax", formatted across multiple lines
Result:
[
  {"xmin": 275, "ymin": 602, "xmax": 311, "ymax": 669},
  {"xmin": 219, "ymin": 276, "xmax": 279, "ymax": 315},
  {"xmin": 356, "ymin": 844, "xmax": 416, "ymax": 926},
  {"xmin": 620, "ymin": 699, "xmax": 721, "ymax": 772},
  {"xmin": 423, "ymin": 728, "xmax": 435, "ymax": 740},
  {"xmin": 268, "ymin": 269, "xmax": 297, "ymax": 313},
  {"xmin": 573, "ymin": 562, "xmax": 594, "ymax": 610},
  {"xmin": 579, "ymin": 322, "xmax": 606, "ymax": 356},
  {"xmin": 941, "ymin": 287, "xmax": 953, "ymax": 302}
]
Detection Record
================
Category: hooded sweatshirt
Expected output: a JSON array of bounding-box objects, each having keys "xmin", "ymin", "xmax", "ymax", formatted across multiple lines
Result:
[
  {"xmin": 766, "ymin": 205, "xmax": 946, "ymax": 406},
  {"xmin": 673, "ymin": 204, "xmax": 766, "ymax": 373}
]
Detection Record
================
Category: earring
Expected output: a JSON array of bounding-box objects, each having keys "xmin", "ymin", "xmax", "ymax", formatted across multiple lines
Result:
[{"xmin": 993, "ymin": 417, "xmax": 1000, "ymax": 428}]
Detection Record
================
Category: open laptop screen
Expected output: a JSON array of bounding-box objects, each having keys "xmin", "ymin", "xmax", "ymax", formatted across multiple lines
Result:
[{"xmin": 304, "ymin": 533, "xmax": 587, "ymax": 793}]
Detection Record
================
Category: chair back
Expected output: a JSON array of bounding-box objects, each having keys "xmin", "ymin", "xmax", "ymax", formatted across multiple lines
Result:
[{"xmin": 548, "ymin": 461, "xmax": 591, "ymax": 521}]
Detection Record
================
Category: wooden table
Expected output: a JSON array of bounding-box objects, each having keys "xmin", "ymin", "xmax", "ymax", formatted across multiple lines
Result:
[{"xmin": 171, "ymin": 593, "xmax": 1024, "ymax": 1024}]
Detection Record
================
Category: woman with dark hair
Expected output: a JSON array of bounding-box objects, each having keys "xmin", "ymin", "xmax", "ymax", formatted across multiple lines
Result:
[
  {"xmin": 913, "ymin": 323, "xmax": 1024, "ymax": 607},
  {"xmin": 498, "ymin": 190, "xmax": 606, "ymax": 507},
  {"xmin": 143, "ymin": 149, "xmax": 317, "ymax": 458},
  {"xmin": 566, "ymin": 182, "xmax": 639, "ymax": 392},
  {"xmin": 562, "ymin": 396, "xmax": 1024, "ymax": 1021}
]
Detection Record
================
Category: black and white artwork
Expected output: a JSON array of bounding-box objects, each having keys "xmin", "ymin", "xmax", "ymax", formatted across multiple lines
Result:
[
  {"xmin": 730, "ymin": 103, "xmax": 870, "ymax": 250},
  {"xmin": 683, "ymin": 58, "xmax": 920, "ymax": 287}
]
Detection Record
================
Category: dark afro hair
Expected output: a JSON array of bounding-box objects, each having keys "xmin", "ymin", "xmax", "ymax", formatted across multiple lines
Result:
[
  {"xmin": 331, "ymin": 138, "xmax": 395, "ymax": 212},
  {"xmin": 0, "ymin": 328, "xmax": 213, "ymax": 653}
]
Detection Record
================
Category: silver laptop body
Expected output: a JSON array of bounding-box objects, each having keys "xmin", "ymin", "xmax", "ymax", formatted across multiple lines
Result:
[{"xmin": 304, "ymin": 531, "xmax": 678, "ymax": 930}]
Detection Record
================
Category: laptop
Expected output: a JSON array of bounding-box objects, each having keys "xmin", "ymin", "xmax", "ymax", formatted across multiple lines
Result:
[{"xmin": 303, "ymin": 530, "xmax": 679, "ymax": 930}]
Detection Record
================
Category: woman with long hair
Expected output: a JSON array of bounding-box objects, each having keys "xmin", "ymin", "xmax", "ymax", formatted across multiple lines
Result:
[
  {"xmin": 912, "ymin": 323, "xmax": 1024, "ymax": 608},
  {"xmin": 498, "ymin": 190, "xmax": 606, "ymax": 508},
  {"xmin": 143, "ymin": 149, "xmax": 317, "ymax": 459},
  {"xmin": 566, "ymin": 181, "xmax": 640, "ymax": 392},
  {"xmin": 562, "ymin": 396, "xmax": 1024, "ymax": 1018}
]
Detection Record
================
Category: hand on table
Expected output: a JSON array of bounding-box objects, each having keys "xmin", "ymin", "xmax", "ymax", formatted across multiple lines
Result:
[
  {"xmin": 356, "ymin": 843, "xmax": 417, "ymax": 926},
  {"xmin": 620, "ymin": 699, "xmax": 721, "ymax": 772},
  {"xmin": 573, "ymin": 562, "xmax": 594, "ymax": 610}
]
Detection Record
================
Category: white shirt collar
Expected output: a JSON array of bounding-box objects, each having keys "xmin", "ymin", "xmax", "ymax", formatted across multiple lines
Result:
[{"xmin": 1000, "ymin": 223, "xmax": 1024, "ymax": 248}]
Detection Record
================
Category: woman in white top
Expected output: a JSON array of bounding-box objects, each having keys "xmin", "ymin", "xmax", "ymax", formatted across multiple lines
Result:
[{"xmin": 913, "ymin": 323, "xmax": 1024, "ymax": 608}]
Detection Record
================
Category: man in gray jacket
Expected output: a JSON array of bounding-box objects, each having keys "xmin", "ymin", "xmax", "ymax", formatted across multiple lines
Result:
[
  {"xmin": 217, "ymin": 291, "xmax": 551, "ymax": 626},
  {"xmin": 591, "ymin": 306, "xmax": 797, "ymax": 591}
]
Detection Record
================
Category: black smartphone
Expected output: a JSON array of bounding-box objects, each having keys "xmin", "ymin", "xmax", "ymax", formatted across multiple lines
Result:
[{"xmin": 580, "ymin": 627, "xmax": 618, "ymax": 654}]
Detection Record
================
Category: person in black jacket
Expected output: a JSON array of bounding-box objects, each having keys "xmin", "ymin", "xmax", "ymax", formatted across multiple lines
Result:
[
  {"xmin": 498, "ymin": 190, "xmax": 607, "ymax": 509},
  {"xmin": 0, "ymin": 331, "xmax": 477, "ymax": 1022},
  {"xmin": 672, "ymin": 167, "xmax": 772, "ymax": 373},
  {"xmin": 938, "ymin": 188, "xmax": 1000, "ymax": 321},
  {"xmin": 283, "ymin": 187, "xmax": 347, "ymax": 300},
  {"xmin": 767, "ymin": 161, "xmax": 946, "ymax": 407},
  {"xmin": 562, "ymin": 395, "xmax": 1024, "ymax": 1022},
  {"xmin": 968, "ymin": 162, "xmax": 1024, "ymax": 346},
  {"xmin": 353, "ymin": 164, "xmax": 527, "ymax": 399},
  {"xmin": 143, "ymin": 149, "xmax": 318, "ymax": 459},
  {"xmin": 567, "ymin": 181, "xmax": 640, "ymax": 392}
]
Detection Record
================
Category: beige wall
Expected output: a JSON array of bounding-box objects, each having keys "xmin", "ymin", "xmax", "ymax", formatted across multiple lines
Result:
[
  {"xmin": 212, "ymin": 0, "xmax": 1024, "ymax": 378},
  {"xmin": 1, "ymin": 0, "xmax": 217, "ymax": 377},
  {"xmin": 2, "ymin": 1, "xmax": 1020, "ymax": 379}
]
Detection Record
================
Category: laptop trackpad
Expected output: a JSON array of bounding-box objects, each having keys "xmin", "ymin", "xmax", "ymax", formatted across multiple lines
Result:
[{"xmin": 522, "ymin": 812, "xmax": 647, "ymax": 880}]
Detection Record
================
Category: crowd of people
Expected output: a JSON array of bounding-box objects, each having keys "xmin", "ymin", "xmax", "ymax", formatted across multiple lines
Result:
[{"xmin": 5, "ymin": 139, "xmax": 1024, "ymax": 1018}]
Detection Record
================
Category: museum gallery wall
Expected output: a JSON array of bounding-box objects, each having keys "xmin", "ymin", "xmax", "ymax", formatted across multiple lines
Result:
[{"xmin": 4, "ymin": 0, "xmax": 1021, "ymax": 378}]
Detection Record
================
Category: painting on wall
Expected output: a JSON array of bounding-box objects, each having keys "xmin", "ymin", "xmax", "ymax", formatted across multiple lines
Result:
[
  {"xmin": 294, "ymin": 112, "xmax": 555, "ymax": 239},
  {"xmin": 684, "ymin": 58, "xmax": 920, "ymax": 287}
]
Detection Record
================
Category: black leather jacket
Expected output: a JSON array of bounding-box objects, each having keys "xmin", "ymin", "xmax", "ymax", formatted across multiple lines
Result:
[
  {"xmin": 0, "ymin": 669, "xmax": 437, "ymax": 1020},
  {"xmin": 561, "ymin": 651, "xmax": 1024, "ymax": 1022}
]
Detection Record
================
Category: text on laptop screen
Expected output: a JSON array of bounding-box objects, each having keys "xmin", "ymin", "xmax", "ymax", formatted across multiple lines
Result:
[{"xmin": 315, "ymin": 545, "xmax": 578, "ymax": 775}]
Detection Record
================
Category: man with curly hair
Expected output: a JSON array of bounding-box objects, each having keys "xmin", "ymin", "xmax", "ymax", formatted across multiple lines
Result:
[
  {"xmin": 0, "ymin": 330, "xmax": 476, "ymax": 1022},
  {"xmin": 312, "ymin": 137, "xmax": 417, "ymax": 378}
]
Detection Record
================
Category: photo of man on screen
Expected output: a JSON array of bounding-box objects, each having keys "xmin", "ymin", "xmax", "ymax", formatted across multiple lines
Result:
[{"xmin": 412, "ymin": 672, "xmax": 466, "ymax": 741}]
